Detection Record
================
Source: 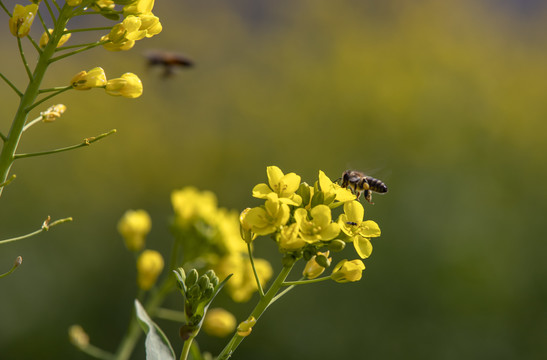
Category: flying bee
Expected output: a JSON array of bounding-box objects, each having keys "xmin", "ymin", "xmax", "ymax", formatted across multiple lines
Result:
[
  {"xmin": 144, "ymin": 50, "xmax": 194, "ymax": 77},
  {"xmin": 339, "ymin": 170, "xmax": 388, "ymax": 204}
]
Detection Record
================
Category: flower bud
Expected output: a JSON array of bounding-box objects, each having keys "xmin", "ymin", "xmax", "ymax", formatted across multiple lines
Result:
[
  {"xmin": 331, "ymin": 259, "xmax": 365, "ymax": 283},
  {"xmin": 315, "ymin": 253, "xmax": 331, "ymax": 268},
  {"xmin": 185, "ymin": 269, "xmax": 198, "ymax": 287},
  {"xmin": 302, "ymin": 251, "xmax": 330, "ymax": 280},
  {"xmin": 187, "ymin": 283, "xmax": 201, "ymax": 300},
  {"xmin": 41, "ymin": 104, "xmax": 67, "ymax": 123},
  {"xmin": 203, "ymin": 308, "xmax": 236, "ymax": 338},
  {"xmin": 239, "ymin": 208, "xmax": 254, "ymax": 243},
  {"xmin": 105, "ymin": 73, "xmax": 143, "ymax": 98},
  {"xmin": 203, "ymin": 284, "xmax": 214, "ymax": 300},
  {"xmin": 327, "ymin": 239, "xmax": 346, "ymax": 252},
  {"xmin": 9, "ymin": 4, "xmax": 38, "ymax": 38},
  {"xmin": 136, "ymin": 250, "xmax": 164, "ymax": 290},
  {"xmin": 117, "ymin": 209, "xmax": 151, "ymax": 252},
  {"xmin": 39, "ymin": 28, "xmax": 71, "ymax": 48},
  {"xmin": 198, "ymin": 274, "xmax": 210, "ymax": 291}
]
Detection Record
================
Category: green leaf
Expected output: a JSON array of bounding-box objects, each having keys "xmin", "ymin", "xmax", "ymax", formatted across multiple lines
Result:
[{"xmin": 134, "ymin": 300, "xmax": 176, "ymax": 360}]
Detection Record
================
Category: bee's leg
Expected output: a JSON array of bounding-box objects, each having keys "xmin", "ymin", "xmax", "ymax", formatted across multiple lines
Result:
[
  {"xmin": 355, "ymin": 190, "xmax": 362, "ymax": 199},
  {"xmin": 364, "ymin": 190, "xmax": 374, "ymax": 204}
]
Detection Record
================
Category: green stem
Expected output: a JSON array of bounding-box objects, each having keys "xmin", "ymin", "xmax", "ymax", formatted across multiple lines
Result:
[
  {"xmin": 51, "ymin": 0, "xmax": 61, "ymax": 13},
  {"xmin": 22, "ymin": 115, "xmax": 43, "ymax": 132},
  {"xmin": 78, "ymin": 344, "xmax": 115, "ymax": 360},
  {"xmin": 27, "ymin": 35, "xmax": 42, "ymax": 54},
  {"xmin": 55, "ymin": 41, "xmax": 107, "ymax": 51},
  {"xmin": 49, "ymin": 40, "xmax": 108, "ymax": 63},
  {"xmin": 154, "ymin": 308, "xmax": 185, "ymax": 322},
  {"xmin": 14, "ymin": 129, "xmax": 117, "ymax": 160},
  {"xmin": 26, "ymin": 86, "xmax": 72, "ymax": 112},
  {"xmin": 0, "ymin": 3, "xmax": 72, "ymax": 198},
  {"xmin": 37, "ymin": 9, "xmax": 50, "ymax": 35},
  {"xmin": 0, "ymin": 174, "xmax": 16, "ymax": 188},
  {"xmin": 39, "ymin": 86, "xmax": 72, "ymax": 93},
  {"xmin": 247, "ymin": 243, "xmax": 265, "ymax": 297},
  {"xmin": 281, "ymin": 276, "xmax": 332, "ymax": 286},
  {"xmin": 180, "ymin": 337, "xmax": 195, "ymax": 360},
  {"xmin": 0, "ymin": 256, "xmax": 22, "ymax": 279},
  {"xmin": 0, "ymin": 217, "xmax": 73, "ymax": 245},
  {"xmin": 0, "ymin": 72, "xmax": 22, "ymax": 97},
  {"xmin": 43, "ymin": 0, "xmax": 57, "ymax": 24},
  {"xmin": 0, "ymin": 0, "xmax": 11, "ymax": 17},
  {"xmin": 0, "ymin": 133, "xmax": 7, "ymax": 142},
  {"xmin": 17, "ymin": 37, "xmax": 33, "ymax": 80},
  {"xmin": 216, "ymin": 262, "xmax": 295, "ymax": 360},
  {"xmin": 64, "ymin": 26, "xmax": 112, "ymax": 33}
]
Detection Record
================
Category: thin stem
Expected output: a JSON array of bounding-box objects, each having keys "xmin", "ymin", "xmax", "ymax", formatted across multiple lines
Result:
[
  {"xmin": 39, "ymin": 86, "xmax": 72, "ymax": 93},
  {"xmin": 0, "ymin": 72, "xmax": 23, "ymax": 97},
  {"xmin": 17, "ymin": 37, "xmax": 33, "ymax": 80},
  {"xmin": 75, "ymin": 10, "xmax": 123, "ymax": 16},
  {"xmin": 0, "ymin": 0, "xmax": 11, "ymax": 16},
  {"xmin": 22, "ymin": 115, "xmax": 43, "ymax": 132},
  {"xmin": 51, "ymin": 0, "xmax": 62, "ymax": 13},
  {"xmin": 0, "ymin": 174, "xmax": 16, "ymax": 188},
  {"xmin": 14, "ymin": 129, "xmax": 117, "ymax": 160},
  {"xmin": 27, "ymin": 35, "xmax": 42, "ymax": 53},
  {"xmin": 0, "ymin": 256, "xmax": 22, "ymax": 279},
  {"xmin": 43, "ymin": 0, "xmax": 57, "ymax": 24},
  {"xmin": 49, "ymin": 40, "xmax": 108, "ymax": 63},
  {"xmin": 190, "ymin": 342, "xmax": 204, "ymax": 360},
  {"xmin": 26, "ymin": 86, "xmax": 72, "ymax": 112},
  {"xmin": 216, "ymin": 262, "xmax": 296, "ymax": 360},
  {"xmin": 0, "ymin": 217, "xmax": 73, "ymax": 245},
  {"xmin": 0, "ymin": 133, "xmax": 7, "ymax": 142},
  {"xmin": 64, "ymin": 26, "xmax": 113, "ymax": 33},
  {"xmin": 247, "ymin": 243, "xmax": 265, "ymax": 297},
  {"xmin": 180, "ymin": 337, "xmax": 195, "ymax": 360},
  {"xmin": 281, "ymin": 276, "xmax": 332, "ymax": 286},
  {"xmin": 55, "ymin": 41, "xmax": 106, "ymax": 51},
  {"xmin": 37, "ymin": 9, "xmax": 50, "ymax": 35}
]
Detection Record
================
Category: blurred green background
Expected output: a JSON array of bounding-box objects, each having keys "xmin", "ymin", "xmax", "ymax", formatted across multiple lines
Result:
[{"xmin": 1, "ymin": 0, "xmax": 547, "ymax": 359}]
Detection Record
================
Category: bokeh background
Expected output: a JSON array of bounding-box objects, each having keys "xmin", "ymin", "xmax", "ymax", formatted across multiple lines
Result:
[{"xmin": 1, "ymin": 0, "xmax": 547, "ymax": 359}]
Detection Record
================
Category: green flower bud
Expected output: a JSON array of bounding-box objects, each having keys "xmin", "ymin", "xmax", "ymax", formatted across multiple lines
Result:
[
  {"xmin": 282, "ymin": 253, "xmax": 297, "ymax": 267},
  {"xmin": 203, "ymin": 284, "xmax": 214, "ymax": 300},
  {"xmin": 310, "ymin": 191, "xmax": 325, "ymax": 208},
  {"xmin": 187, "ymin": 283, "xmax": 201, "ymax": 300},
  {"xmin": 186, "ymin": 269, "xmax": 198, "ymax": 287},
  {"xmin": 328, "ymin": 239, "xmax": 346, "ymax": 252},
  {"xmin": 198, "ymin": 275, "xmax": 210, "ymax": 291},
  {"xmin": 210, "ymin": 274, "xmax": 220, "ymax": 288},
  {"xmin": 303, "ymin": 248, "xmax": 315, "ymax": 261},
  {"xmin": 315, "ymin": 254, "xmax": 331, "ymax": 268}
]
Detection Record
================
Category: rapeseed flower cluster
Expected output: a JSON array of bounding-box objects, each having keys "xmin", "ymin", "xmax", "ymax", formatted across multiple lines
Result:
[
  {"xmin": 242, "ymin": 166, "xmax": 382, "ymax": 282},
  {"xmin": 171, "ymin": 187, "xmax": 273, "ymax": 302}
]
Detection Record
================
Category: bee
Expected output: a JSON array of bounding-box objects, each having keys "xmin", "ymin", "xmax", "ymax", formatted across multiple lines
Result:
[
  {"xmin": 144, "ymin": 50, "xmax": 194, "ymax": 77},
  {"xmin": 339, "ymin": 170, "xmax": 388, "ymax": 204}
]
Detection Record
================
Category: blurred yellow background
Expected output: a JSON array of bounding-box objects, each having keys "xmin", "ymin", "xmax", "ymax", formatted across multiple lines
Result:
[{"xmin": 1, "ymin": 0, "xmax": 546, "ymax": 359}]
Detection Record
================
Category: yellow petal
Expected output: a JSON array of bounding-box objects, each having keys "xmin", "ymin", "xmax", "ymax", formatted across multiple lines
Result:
[{"xmin": 354, "ymin": 236, "xmax": 373, "ymax": 259}]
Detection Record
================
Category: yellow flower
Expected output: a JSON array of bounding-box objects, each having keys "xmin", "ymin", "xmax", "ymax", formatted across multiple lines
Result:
[
  {"xmin": 303, "ymin": 251, "xmax": 330, "ymax": 279},
  {"xmin": 331, "ymin": 259, "xmax": 365, "ymax": 283},
  {"xmin": 203, "ymin": 308, "xmax": 236, "ymax": 338},
  {"xmin": 318, "ymin": 170, "xmax": 356, "ymax": 204},
  {"xmin": 136, "ymin": 250, "xmax": 164, "ymax": 290},
  {"xmin": 92, "ymin": 0, "xmax": 114, "ymax": 11},
  {"xmin": 252, "ymin": 166, "xmax": 302, "ymax": 206},
  {"xmin": 101, "ymin": 34, "xmax": 135, "ymax": 51},
  {"xmin": 41, "ymin": 104, "xmax": 67, "ymax": 122},
  {"xmin": 66, "ymin": 0, "xmax": 83, "ymax": 6},
  {"xmin": 70, "ymin": 67, "xmax": 107, "ymax": 90},
  {"xmin": 117, "ymin": 209, "xmax": 152, "ymax": 252},
  {"xmin": 294, "ymin": 205, "xmax": 340, "ymax": 243},
  {"xmin": 9, "ymin": 4, "xmax": 38, "ymax": 38},
  {"xmin": 278, "ymin": 222, "xmax": 306, "ymax": 251},
  {"xmin": 138, "ymin": 14, "xmax": 162, "ymax": 38},
  {"xmin": 124, "ymin": 0, "xmax": 155, "ymax": 16},
  {"xmin": 243, "ymin": 194, "xmax": 290, "ymax": 236},
  {"xmin": 105, "ymin": 73, "xmax": 143, "ymax": 98},
  {"xmin": 338, "ymin": 201, "xmax": 381, "ymax": 259},
  {"xmin": 171, "ymin": 187, "xmax": 218, "ymax": 226},
  {"xmin": 39, "ymin": 28, "xmax": 71, "ymax": 48}
]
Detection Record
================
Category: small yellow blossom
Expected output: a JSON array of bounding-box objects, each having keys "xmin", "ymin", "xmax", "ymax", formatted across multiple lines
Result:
[
  {"xmin": 117, "ymin": 209, "xmax": 152, "ymax": 252},
  {"xmin": 138, "ymin": 14, "xmax": 162, "ymax": 37},
  {"xmin": 101, "ymin": 34, "xmax": 135, "ymax": 51},
  {"xmin": 338, "ymin": 201, "xmax": 381, "ymax": 259},
  {"xmin": 171, "ymin": 187, "xmax": 218, "ymax": 225},
  {"xmin": 136, "ymin": 250, "xmax": 164, "ymax": 290},
  {"xmin": 303, "ymin": 251, "xmax": 331, "ymax": 279},
  {"xmin": 331, "ymin": 259, "xmax": 365, "ymax": 283},
  {"xmin": 124, "ymin": 0, "xmax": 155, "ymax": 16},
  {"xmin": 39, "ymin": 28, "xmax": 71, "ymax": 48},
  {"xmin": 318, "ymin": 170, "xmax": 356, "ymax": 204},
  {"xmin": 70, "ymin": 67, "xmax": 107, "ymax": 90},
  {"xmin": 243, "ymin": 194, "xmax": 290, "ymax": 236},
  {"xmin": 203, "ymin": 308, "xmax": 236, "ymax": 338},
  {"xmin": 294, "ymin": 205, "xmax": 340, "ymax": 243},
  {"xmin": 252, "ymin": 166, "xmax": 302, "ymax": 206},
  {"xmin": 9, "ymin": 4, "xmax": 38, "ymax": 38},
  {"xmin": 105, "ymin": 73, "xmax": 143, "ymax": 98},
  {"xmin": 66, "ymin": 0, "xmax": 83, "ymax": 6},
  {"xmin": 41, "ymin": 104, "xmax": 67, "ymax": 122},
  {"xmin": 92, "ymin": 0, "xmax": 114, "ymax": 11},
  {"xmin": 278, "ymin": 222, "xmax": 306, "ymax": 251}
]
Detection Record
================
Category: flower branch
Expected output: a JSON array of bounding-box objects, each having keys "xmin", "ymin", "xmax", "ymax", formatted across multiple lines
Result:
[{"xmin": 0, "ymin": 216, "xmax": 73, "ymax": 246}]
